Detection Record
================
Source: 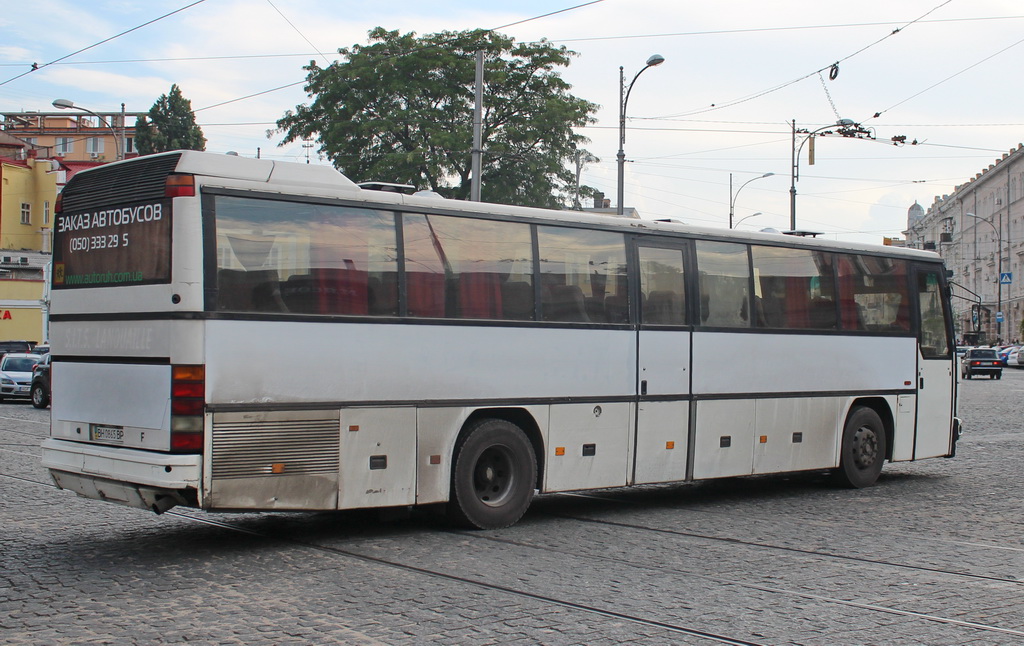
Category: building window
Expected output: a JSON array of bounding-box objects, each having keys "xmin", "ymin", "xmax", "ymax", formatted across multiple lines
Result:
[
  {"xmin": 44, "ymin": 201, "xmax": 50, "ymax": 226},
  {"xmin": 20, "ymin": 203, "xmax": 31, "ymax": 225},
  {"xmin": 56, "ymin": 137, "xmax": 74, "ymax": 155},
  {"xmin": 86, "ymin": 137, "xmax": 104, "ymax": 155}
]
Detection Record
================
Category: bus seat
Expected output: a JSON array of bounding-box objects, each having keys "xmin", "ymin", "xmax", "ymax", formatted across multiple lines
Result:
[
  {"xmin": 407, "ymin": 271, "xmax": 446, "ymax": 317},
  {"xmin": 544, "ymin": 285, "xmax": 590, "ymax": 322},
  {"xmin": 217, "ymin": 269, "xmax": 285, "ymax": 312},
  {"xmin": 501, "ymin": 281, "xmax": 534, "ymax": 320},
  {"xmin": 645, "ymin": 291, "xmax": 682, "ymax": 324},
  {"xmin": 314, "ymin": 268, "xmax": 368, "ymax": 315},
  {"xmin": 809, "ymin": 297, "xmax": 837, "ymax": 329},
  {"xmin": 459, "ymin": 272, "xmax": 503, "ymax": 319},
  {"xmin": 280, "ymin": 275, "xmax": 316, "ymax": 313},
  {"xmin": 605, "ymin": 294, "xmax": 630, "ymax": 323}
]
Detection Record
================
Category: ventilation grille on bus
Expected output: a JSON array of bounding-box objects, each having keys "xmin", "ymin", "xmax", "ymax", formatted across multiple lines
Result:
[
  {"xmin": 211, "ymin": 416, "xmax": 340, "ymax": 479},
  {"xmin": 60, "ymin": 153, "xmax": 183, "ymax": 213}
]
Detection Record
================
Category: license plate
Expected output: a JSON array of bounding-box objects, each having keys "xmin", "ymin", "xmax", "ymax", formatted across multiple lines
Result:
[
  {"xmin": 17, "ymin": 386, "xmax": 29, "ymax": 393},
  {"xmin": 91, "ymin": 425, "xmax": 124, "ymax": 443}
]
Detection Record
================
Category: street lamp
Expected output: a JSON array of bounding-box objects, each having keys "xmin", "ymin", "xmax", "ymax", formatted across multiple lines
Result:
[
  {"xmin": 966, "ymin": 212, "xmax": 1004, "ymax": 339},
  {"xmin": 52, "ymin": 99, "xmax": 125, "ymax": 160},
  {"xmin": 617, "ymin": 54, "xmax": 665, "ymax": 215},
  {"xmin": 733, "ymin": 212, "xmax": 763, "ymax": 229},
  {"xmin": 729, "ymin": 173, "xmax": 774, "ymax": 228},
  {"xmin": 789, "ymin": 118, "xmax": 870, "ymax": 230}
]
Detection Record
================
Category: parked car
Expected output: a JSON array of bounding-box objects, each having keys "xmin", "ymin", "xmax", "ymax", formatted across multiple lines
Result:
[
  {"xmin": 961, "ymin": 348, "xmax": 1003, "ymax": 380},
  {"xmin": 997, "ymin": 345, "xmax": 1017, "ymax": 366},
  {"xmin": 0, "ymin": 340, "xmax": 34, "ymax": 359},
  {"xmin": 1006, "ymin": 347, "xmax": 1023, "ymax": 368},
  {"xmin": 0, "ymin": 353, "xmax": 43, "ymax": 400},
  {"xmin": 31, "ymin": 344, "xmax": 50, "ymax": 355},
  {"xmin": 30, "ymin": 354, "xmax": 50, "ymax": 409}
]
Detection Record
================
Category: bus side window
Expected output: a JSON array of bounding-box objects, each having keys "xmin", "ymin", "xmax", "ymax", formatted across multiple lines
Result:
[
  {"xmin": 638, "ymin": 245, "xmax": 686, "ymax": 326},
  {"xmin": 537, "ymin": 227, "xmax": 628, "ymax": 324},
  {"xmin": 838, "ymin": 254, "xmax": 910, "ymax": 332},
  {"xmin": 695, "ymin": 240, "xmax": 750, "ymax": 328},
  {"xmin": 404, "ymin": 214, "xmax": 534, "ymax": 321},
  {"xmin": 917, "ymin": 269, "xmax": 951, "ymax": 357},
  {"xmin": 751, "ymin": 246, "xmax": 836, "ymax": 330}
]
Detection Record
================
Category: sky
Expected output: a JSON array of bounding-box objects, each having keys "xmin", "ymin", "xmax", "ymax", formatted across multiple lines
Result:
[{"xmin": 2, "ymin": 0, "xmax": 1022, "ymax": 244}]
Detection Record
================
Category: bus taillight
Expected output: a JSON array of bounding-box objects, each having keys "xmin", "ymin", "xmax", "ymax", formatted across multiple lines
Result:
[
  {"xmin": 165, "ymin": 174, "xmax": 195, "ymax": 198},
  {"xmin": 171, "ymin": 365, "xmax": 204, "ymax": 452}
]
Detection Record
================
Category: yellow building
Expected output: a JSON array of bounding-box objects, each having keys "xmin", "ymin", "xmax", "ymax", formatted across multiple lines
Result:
[{"xmin": 0, "ymin": 154, "xmax": 56, "ymax": 343}]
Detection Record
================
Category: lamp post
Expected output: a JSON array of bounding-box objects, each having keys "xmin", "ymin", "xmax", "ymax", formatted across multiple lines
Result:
[
  {"xmin": 52, "ymin": 99, "xmax": 124, "ymax": 160},
  {"xmin": 789, "ymin": 118, "xmax": 871, "ymax": 230},
  {"xmin": 966, "ymin": 212, "xmax": 1003, "ymax": 339},
  {"xmin": 733, "ymin": 212, "xmax": 763, "ymax": 229},
  {"xmin": 729, "ymin": 172, "xmax": 773, "ymax": 228},
  {"xmin": 617, "ymin": 54, "xmax": 665, "ymax": 215}
]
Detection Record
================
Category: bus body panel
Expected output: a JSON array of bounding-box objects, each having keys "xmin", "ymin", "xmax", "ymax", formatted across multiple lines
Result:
[
  {"xmin": 543, "ymin": 402, "xmax": 633, "ymax": 492},
  {"xmin": 634, "ymin": 401, "xmax": 690, "ymax": 484},
  {"xmin": 751, "ymin": 397, "xmax": 841, "ymax": 475},
  {"xmin": 50, "ymin": 319, "xmax": 204, "ymax": 362},
  {"xmin": 893, "ymin": 394, "xmax": 917, "ymax": 461},
  {"xmin": 51, "ymin": 362, "xmax": 172, "ymax": 449},
  {"xmin": 691, "ymin": 332, "xmax": 917, "ymax": 395},
  {"xmin": 207, "ymin": 409, "xmax": 343, "ymax": 510},
  {"xmin": 204, "ymin": 321, "xmax": 637, "ymax": 404}
]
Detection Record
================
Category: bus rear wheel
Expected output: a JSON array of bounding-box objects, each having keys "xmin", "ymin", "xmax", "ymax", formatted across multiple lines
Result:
[
  {"xmin": 832, "ymin": 406, "xmax": 886, "ymax": 488},
  {"xmin": 448, "ymin": 418, "xmax": 536, "ymax": 530}
]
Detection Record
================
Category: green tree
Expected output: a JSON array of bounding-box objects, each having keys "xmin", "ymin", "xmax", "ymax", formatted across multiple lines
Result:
[
  {"xmin": 273, "ymin": 28, "xmax": 597, "ymax": 208},
  {"xmin": 134, "ymin": 84, "xmax": 206, "ymax": 155}
]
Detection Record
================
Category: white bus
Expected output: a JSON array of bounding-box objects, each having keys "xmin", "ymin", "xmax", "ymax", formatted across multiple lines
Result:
[{"xmin": 41, "ymin": 151, "xmax": 960, "ymax": 529}]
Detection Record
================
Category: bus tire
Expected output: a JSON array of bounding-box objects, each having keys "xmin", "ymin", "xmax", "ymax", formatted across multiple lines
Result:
[
  {"xmin": 832, "ymin": 406, "xmax": 886, "ymax": 489},
  {"xmin": 448, "ymin": 418, "xmax": 536, "ymax": 530}
]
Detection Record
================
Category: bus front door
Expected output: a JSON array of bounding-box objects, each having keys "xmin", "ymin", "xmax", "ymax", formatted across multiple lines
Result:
[{"xmin": 913, "ymin": 266, "xmax": 956, "ymax": 458}]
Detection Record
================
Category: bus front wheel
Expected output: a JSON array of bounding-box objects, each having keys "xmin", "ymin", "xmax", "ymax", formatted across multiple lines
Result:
[
  {"xmin": 448, "ymin": 418, "xmax": 537, "ymax": 530},
  {"xmin": 832, "ymin": 406, "xmax": 886, "ymax": 488}
]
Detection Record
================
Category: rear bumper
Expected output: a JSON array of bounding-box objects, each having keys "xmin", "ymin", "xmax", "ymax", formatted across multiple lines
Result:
[{"xmin": 41, "ymin": 438, "xmax": 201, "ymax": 512}]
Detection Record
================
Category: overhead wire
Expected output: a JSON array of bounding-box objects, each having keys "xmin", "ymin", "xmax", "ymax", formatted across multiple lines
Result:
[
  {"xmin": 650, "ymin": 0, "xmax": 955, "ymax": 120},
  {"xmin": 0, "ymin": 0, "xmax": 208, "ymax": 87},
  {"xmin": 194, "ymin": 0, "xmax": 607, "ymax": 113},
  {"xmin": 551, "ymin": 15, "xmax": 1024, "ymax": 44},
  {"xmin": 866, "ymin": 34, "xmax": 1024, "ymax": 121},
  {"xmin": 264, "ymin": 0, "xmax": 332, "ymax": 67}
]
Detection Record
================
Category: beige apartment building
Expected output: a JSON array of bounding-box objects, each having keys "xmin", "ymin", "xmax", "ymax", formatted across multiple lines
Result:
[
  {"xmin": 904, "ymin": 144, "xmax": 1024, "ymax": 344},
  {"xmin": 1, "ymin": 108, "xmax": 145, "ymax": 163}
]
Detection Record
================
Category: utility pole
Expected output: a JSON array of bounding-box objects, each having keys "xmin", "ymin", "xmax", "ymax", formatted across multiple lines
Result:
[{"xmin": 470, "ymin": 50, "xmax": 484, "ymax": 202}]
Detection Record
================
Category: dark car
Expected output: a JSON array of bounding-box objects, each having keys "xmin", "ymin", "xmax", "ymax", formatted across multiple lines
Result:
[
  {"xmin": 31, "ymin": 354, "xmax": 50, "ymax": 409},
  {"xmin": 0, "ymin": 340, "xmax": 34, "ymax": 359},
  {"xmin": 961, "ymin": 348, "xmax": 1002, "ymax": 380}
]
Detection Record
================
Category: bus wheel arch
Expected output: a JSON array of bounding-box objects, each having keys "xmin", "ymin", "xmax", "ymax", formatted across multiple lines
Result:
[
  {"xmin": 447, "ymin": 410, "xmax": 541, "ymax": 530},
  {"xmin": 833, "ymin": 400, "xmax": 889, "ymax": 488}
]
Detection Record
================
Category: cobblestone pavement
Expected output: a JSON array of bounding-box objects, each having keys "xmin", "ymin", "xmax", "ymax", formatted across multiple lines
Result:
[{"xmin": 2, "ymin": 370, "xmax": 1023, "ymax": 645}]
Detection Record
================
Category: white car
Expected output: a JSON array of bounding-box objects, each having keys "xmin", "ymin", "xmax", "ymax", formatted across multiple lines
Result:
[
  {"xmin": 0, "ymin": 353, "xmax": 42, "ymax": 401},
  {"xmin": 1010, "ymin": 347, "xmax": 1024, "ymax": 368}
]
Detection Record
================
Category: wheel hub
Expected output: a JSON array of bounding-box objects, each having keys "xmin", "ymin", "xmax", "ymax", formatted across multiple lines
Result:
[
  {"xmin": 474, "ymin": 446, "xmax": 513, "ymax": 506},
  {"xmin": 852, "ymin": 426, "xmax": 878, "ymax": 469}
]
